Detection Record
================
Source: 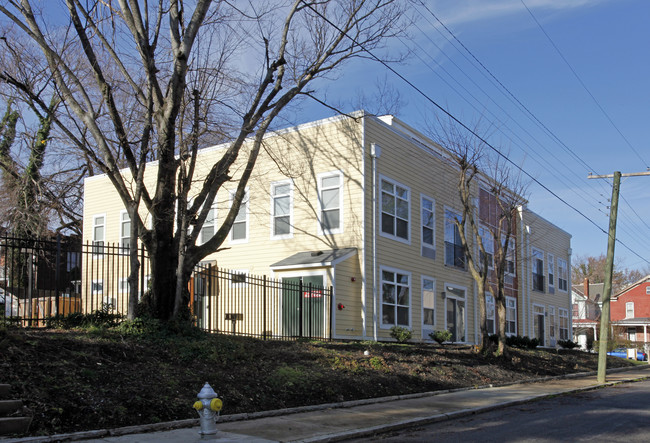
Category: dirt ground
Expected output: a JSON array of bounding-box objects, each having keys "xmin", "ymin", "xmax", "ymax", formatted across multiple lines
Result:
[{"xmin": 0, "ymin": 327, "xmax": 635, "ymax": 437}]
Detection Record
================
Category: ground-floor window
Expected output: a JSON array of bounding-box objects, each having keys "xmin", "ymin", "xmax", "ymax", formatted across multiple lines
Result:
[
  {"xmin": 506, "ymin": 297, "xmax": 517, "ymax": 336},
  {"xmin": 549, "ymin": 306, "xmax": 556, "ymax": 341},
  {"xmin": 381, "ymin": 268, "xmax": 410, "ymax": 327},
  {"xmin": 559, "ymin": 308, "xmax": 569, "ymax": 340},
  {"xmin": 445, "ymin": 285, "xmax": 466, "ymax": 342},
  {"xmin": 422, "ymin": 277, "xmax": 435, "ymax": 329}
]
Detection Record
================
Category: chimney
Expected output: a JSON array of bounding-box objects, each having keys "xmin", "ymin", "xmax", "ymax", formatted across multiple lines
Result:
[{"xmin": 584, "ymin": 278, "xmax": 589, "ymax": 299}]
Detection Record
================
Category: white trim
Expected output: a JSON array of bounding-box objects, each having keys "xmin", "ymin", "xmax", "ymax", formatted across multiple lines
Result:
[
  {"xmin": 119, "ymin": 210, "xmax": 131, "ymax": 253},
  {"xmin": 420, "ymin": 194, "xmax": 435, "ymax": 258},
  {"xmin": 229, "ymin": 189, "xmax": 249, "ymax": 244},
  {"xmin": 378, "ymin": 175, "xmax": 411, "ymax": 244},
  {"xmin": 379, "ymin": 265, "xmax": 411, "ymax": 329},
  {"xmin": 92, "ymin": 213, "xmax": 106, "ymax": 256},
  {"xmin": 485, "ymin": 293, "xmax": 496, "ymax": 335},
  {"xmin": 506, "ymin": 296, "xmax": 517, "ymax": 337},
  {"xmin": 557, "ymin": 258, "xmax": 569, "ymax": 292},
  {"xmin": 533, "ymin": 303, "xmax": 546, "ymax": 344},
  {"xmin": 532, "ymin": 247, "xmax": 545, "ymax": 292},
  {"xmin": 626, "ymin": 301, "xmax": 635, "ymax": 319},
  {"xmin": 270, "ymin": 179, "xmax": 294, "ymax": 240},
  {"xmin": 361, "ymin": 121, "xmax": 367, "ymax": 340},
  {"xmin": 547, "ymin": 253, "xmax": 555, "ymax": 293},
  {"xmin": 443, "ymin": 282, "xmax": 468, "ymax": 343},
  {"xmin": 317, "ymin": 170, "xmax": 344, "ymax": 235},
  {"xmin": 421, "ymin": 275, "xmax": 436, "ymax": 339},
  {"xmin": 118, "ymin": 278, "xmax": 129, "ymax": 294},
  {"xmin": 443, "ymin": 207, "xmax": 466, "ymax": 270},
  {"xmin": 199, "ymin": 202, "xmax": 218, "ymax": 245}
]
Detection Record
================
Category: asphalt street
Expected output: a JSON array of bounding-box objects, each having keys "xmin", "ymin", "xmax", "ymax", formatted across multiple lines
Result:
[{"xmin": 348, "ymin": 378, "xmax": 650, "ymax": 442}]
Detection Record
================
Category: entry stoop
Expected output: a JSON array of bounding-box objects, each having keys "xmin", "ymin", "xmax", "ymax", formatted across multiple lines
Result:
[{"xmin": 0, "ymin": 384, "xmax": 32, "ymax": 436}]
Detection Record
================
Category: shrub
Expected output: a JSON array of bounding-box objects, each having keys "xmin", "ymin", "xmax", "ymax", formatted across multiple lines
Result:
[
  {"xmin": 558, "ymin": 339, "xmax": 579, "ymax": 349},
  {"xmin": 46, "ymin": 304, "xmax": 123, "ymax": 329},
  {"xmin": 506, "ymin": 335, "xmax": 539, "ymax": 349},
  {"xmin": 390, "ymin": 326, "xmax": 412, "ymax": 343},
  {"xmin": 430, "ymin": 330, "xmax": 452, "ymax": 345}
]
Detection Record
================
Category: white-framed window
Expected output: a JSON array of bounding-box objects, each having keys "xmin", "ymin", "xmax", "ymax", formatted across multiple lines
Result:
[
  {"xmin": 479, "ymin": 225, "xmax": 494, "ymax": 269},
  {"xmin": 230, "ymin": 190, "xmax": 249, "ymax": 243},
  {"xmin": 506, "ymin": 296, "xmax": 517, "ymax": 336},
  {"xmin": 532, "ymin": 248, "xmax": 544, "ymax": 292},
  {"xmin": 559, "ymin": 308, "xmax": 569, "ymax": 340},
  {"xmin": 626, "ymin": 302, "xmax": 635, "ymax": 318},
  {"xmin": 549, "ymin": 306, "xmax": 556, "ymax": 340},
  {"xmin": 119, "ymin": 211, "xmax": 131, "ymax": 254},
  {"xmin": 646, "ymin": 286, "xmax": 650, "ymax": 295},
  {"xmin": 318, "ymin": 171, "xmax": 343, "ymax": 234},
  {"xmin": 381, "ymin": 267, "xmax": 410, "ymax": 328},
  {"xmin": 199, "ymin": 204, "xmax": 217, "ymax": 245},
  {"xmin": 502, "ymin": 235, "xmax": 516, "ymax": 275},
  {"xmin": 421, "ymin": 195, "xmax": 435, "ymax": 259},
  {"xmin": 380, "ymin": 177, "xmax": 410, "ymax": 242},
  {"xmin": 92, "ymin": 214, "xmax": 106, "ymax": 256},
  {"xmin": 271, "ymin": 180, "xmax": 293, "ymax": 238},
  {"xmin": 230, "ymin": 270, "xmax": 248, "ymax": 287},
  {"xmin": 422, "ymin": 277, "xmax": 435, "ymax": 330},
  {"xmin": 558, "ymin": 258, "xmax": 568, "ymax": 292},
  {"xmin": 444, "ymin": 209, "xmax": 465, "ymax": 269},
  {"xmin": 486, "ymin": 294, "xmax": 495, "ymax": 334},
  {"xmin": 548, "ymin": 254, "xmax": 555, "ymax": 293},
  {"xmin": 91, "ymin": 279, "xmax": 103, "ymax": 295},
  {"xmin": 119, "ymin": 278, "xmax": 129, "ymax": 294}
]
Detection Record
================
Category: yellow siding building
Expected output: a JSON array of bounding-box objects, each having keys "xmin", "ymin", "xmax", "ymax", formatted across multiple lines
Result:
[{"xmin": 82, "ymin": 112, "xmax": 571, "ymax": 344}]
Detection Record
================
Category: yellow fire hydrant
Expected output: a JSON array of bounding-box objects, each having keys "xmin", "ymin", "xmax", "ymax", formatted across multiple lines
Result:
[{"xmin": 193, "ymin": 382, "xmax": 223, "ymax": 437}]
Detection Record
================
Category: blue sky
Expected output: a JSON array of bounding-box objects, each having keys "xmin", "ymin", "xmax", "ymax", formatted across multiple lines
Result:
[{"xmin": 287, "ymin": 0, "xmax": 650, "ymax": 272}]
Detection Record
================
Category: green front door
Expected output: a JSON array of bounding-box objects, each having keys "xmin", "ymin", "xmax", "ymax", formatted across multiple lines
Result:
[{"xmin": 281, "ymin": 275, "xmax": 325, "ymax": 338}]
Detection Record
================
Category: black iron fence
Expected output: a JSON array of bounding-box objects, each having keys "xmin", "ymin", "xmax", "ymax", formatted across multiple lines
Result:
[{"xmin": 0, "ymin": 235, "xmax": 332, "ymax": 340}]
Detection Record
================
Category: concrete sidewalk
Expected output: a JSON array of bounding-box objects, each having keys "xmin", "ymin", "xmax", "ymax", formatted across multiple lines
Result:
[{"xmin": 8, "ymin": 366, "xmax": 650, "ymax": 443}]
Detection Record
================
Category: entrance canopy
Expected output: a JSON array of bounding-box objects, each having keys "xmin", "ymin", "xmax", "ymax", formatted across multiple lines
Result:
[{"xmin": 270, "ymin": 248, "xmax": 357, "ymax": 271}]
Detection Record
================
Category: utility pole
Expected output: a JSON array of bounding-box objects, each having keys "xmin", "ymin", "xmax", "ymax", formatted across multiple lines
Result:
[{"xmin": 588, "ymin": 170, "xmax": 650, "ymax": 383}]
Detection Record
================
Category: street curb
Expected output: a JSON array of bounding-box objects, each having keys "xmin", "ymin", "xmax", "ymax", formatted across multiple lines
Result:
[
  {"xmin": 4, "ymin": 365, "xmax": 649, "ymax": 443},
  {"xmin": 294, "ymin": 367, "xmax": 650, "ymax": 443}
]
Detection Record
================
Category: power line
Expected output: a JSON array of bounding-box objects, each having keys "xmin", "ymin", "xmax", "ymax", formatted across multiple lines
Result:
[
  {"xmin": 300, "ymin": 0, "xmax": 650, "ymax": 266},
  {"xmin": 520, "ymin": 0, "xmax": 650, "ymax": 169}
]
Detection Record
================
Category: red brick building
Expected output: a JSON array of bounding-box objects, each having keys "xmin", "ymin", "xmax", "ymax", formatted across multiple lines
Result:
[{"xmin": 611, "ymin": 275, "xmax": 650, "ymax": 348}]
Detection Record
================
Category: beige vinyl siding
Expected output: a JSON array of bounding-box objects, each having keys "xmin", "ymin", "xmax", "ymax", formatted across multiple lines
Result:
[
  {"xmin": 361, "ymin": 117, "xmax": 477, "ymax": 341},
  {"xmin": 332, "ymin": 254, "xmax": 363, "ymax": 339},
  {"xmin": 521, "ymin": 209, "xmax": 572, "ymax": 344}
]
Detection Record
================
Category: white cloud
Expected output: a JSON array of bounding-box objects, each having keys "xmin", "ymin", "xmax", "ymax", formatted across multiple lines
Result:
[{"xmin": 429, "ymin": 0, "xmax": 607, "ymax": 28}]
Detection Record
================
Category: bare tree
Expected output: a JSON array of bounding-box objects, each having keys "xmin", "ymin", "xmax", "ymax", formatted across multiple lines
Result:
[
  {"xmin": 0, "ymin": 0, "xmax": 408, "ymax": 321},
  {"xmin": 432, "ymin": 118, "xmax": 527, "ymax": 355}
]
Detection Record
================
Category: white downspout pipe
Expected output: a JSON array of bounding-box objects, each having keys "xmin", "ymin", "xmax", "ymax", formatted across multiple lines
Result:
[{"xmin": 371, "ymin": 143, "xmax": 381, "ymax": 341}]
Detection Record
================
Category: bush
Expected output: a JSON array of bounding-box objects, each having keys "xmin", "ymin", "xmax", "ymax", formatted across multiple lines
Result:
[
  {"xmin": 558, "ymin": 339, "xmax": 579, "ymax": 349},
  {"xmin": 390, "ymin": 326, "xmax": 412, "ymax": 343},
  {"xmin": 429, "ymin": 330, "xmax": 452, "ymax": 345},
  {"xmin": 506, "ymin": 335, "xmax": 539, "ymax": 349},
  {"xmin": 46, "ymin": 304, "xmax": 123, "ymax": 329}
]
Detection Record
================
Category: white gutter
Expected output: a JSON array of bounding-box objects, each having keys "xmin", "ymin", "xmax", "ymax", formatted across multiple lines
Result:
[{"xmin": 371, "ymin": 143, "xmax": 381, "ymax": 341}]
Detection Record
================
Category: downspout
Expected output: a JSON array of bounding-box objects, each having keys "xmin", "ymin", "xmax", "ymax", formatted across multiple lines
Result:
[
  {"xmin": 525, "ymin": 224, "xmax": 532, "ymax": 337},
  {"xmin": 518, "ymin": 207, "xmax": 527, "ymax": 336},
  {"xmin": 371, "ymin": 142, "xmax": 381, "ymax": 341},
  {"xmin": 568, "ymin": 246, "xmax": 573, "ymax": 343},
  {"xmin": 361, "ymin": 116, "xmax": 367, "ymax": 339}
]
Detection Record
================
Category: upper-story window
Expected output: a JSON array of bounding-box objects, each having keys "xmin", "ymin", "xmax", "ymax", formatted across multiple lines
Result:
[
  {"xmin": 558, "ymin": 258, "xmax": 568, "ymax": 292},
  {"xmin": 230, "ymin": 190, "xmax": 249, "ymax": 243},
  {"xmin": 199, "ymin": 204, "xmax": 216, "ymax": 245},
  {"xmin": 318, "ymin": 171, "xmax": 343, "ymax": 234},
  {"xmin": 646, "ymin": 286, "xmax": 650, "ymax": 295},
  {"xmin": 421, "ymin": 195, "xmax": 435, "ymax": 258},
  {"xmin": 381, "ymin": 177, "xmax": 409, "ymax": 242},
  {"xmin": 626, "ymin": 302, "xmax": 635, "ymax": 318},
  {"xmin": 532, "ymin": 248, "xmax": 544, "ymax": 291},
  {"xmin": 548, "ymin": 254, "xmax": 555, "ymax": 293},
  {"xmin": 120, "ymin": 211, "xmax": 131, "ymax": 254},
  {"xmin": 444, "ymin": 209, "xmax": 465, "ymax": 269},
  {"xmin": 271, "ymin": 181, "xmax": 292, "ymax": 238},
  {"xmin": 502, "ymin": 235, "xmax": 516, "ymax": 275},
  {"xmin": 92, "ymin": 214, "xmax": 105, "ymax": 255},
  {"xmin": 479, "ymin": 225, "xmax": 494, "ymax": 269}
]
